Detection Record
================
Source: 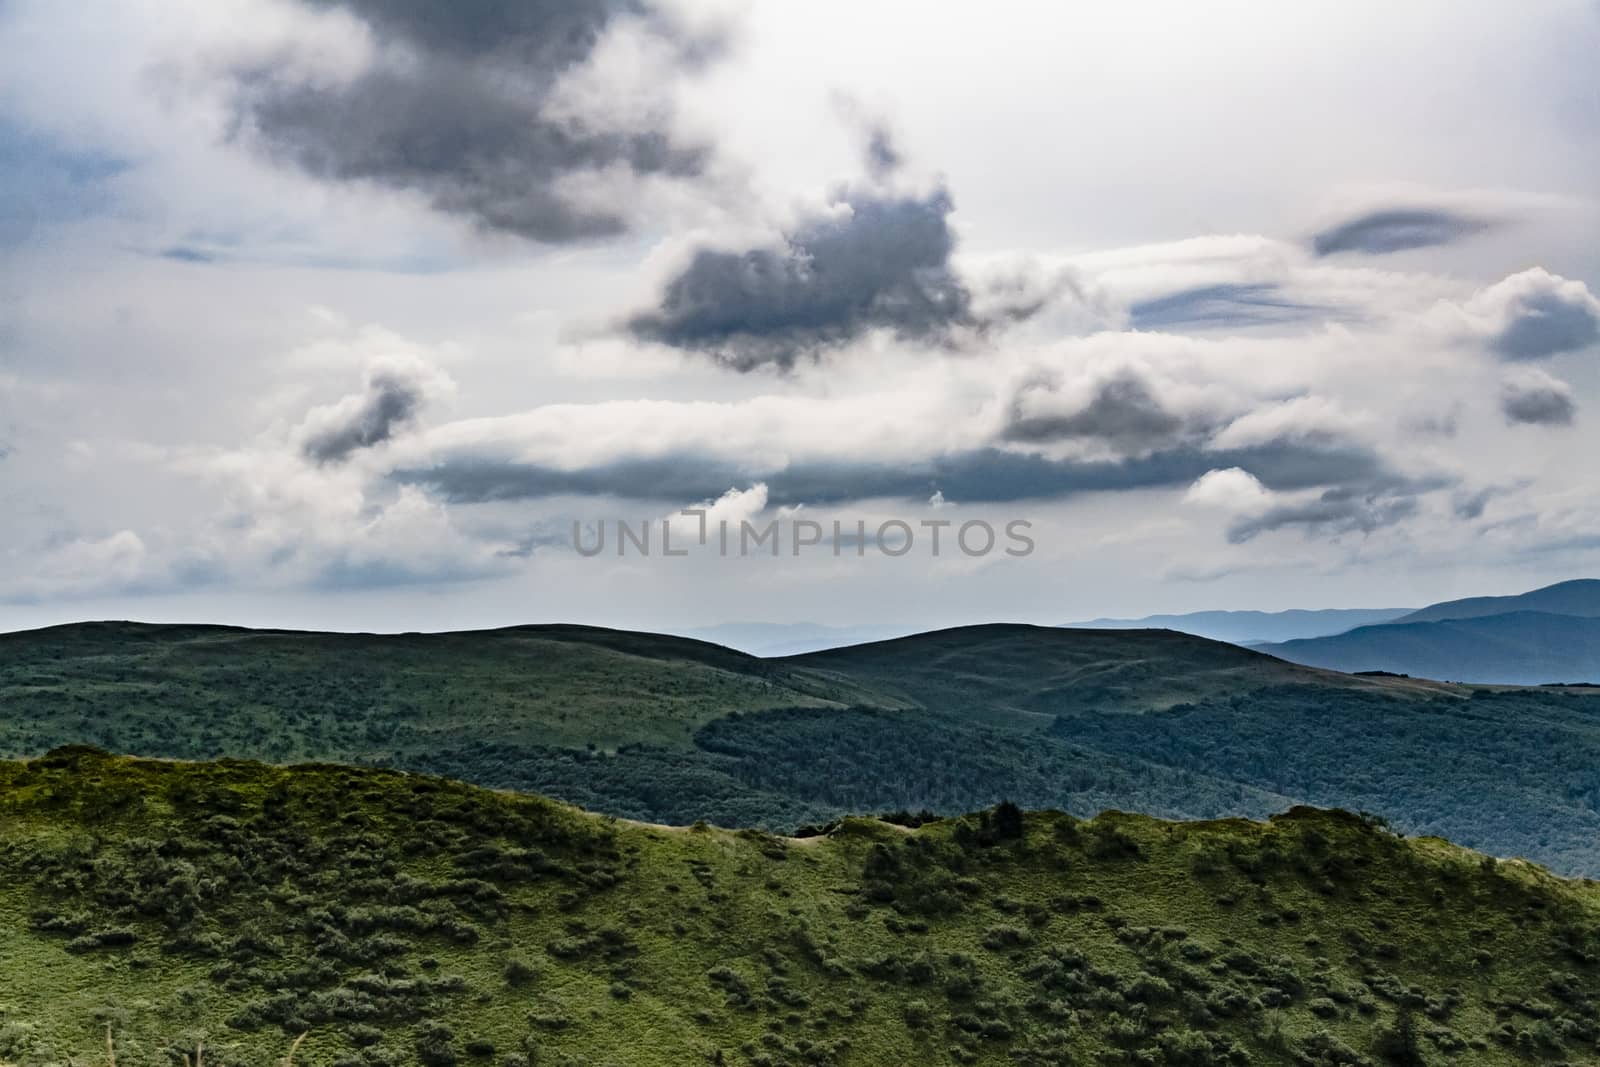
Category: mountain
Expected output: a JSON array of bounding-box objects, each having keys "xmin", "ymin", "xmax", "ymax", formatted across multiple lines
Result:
[
  {"xmin": 4, "ymin": 748, "xmax": 1599, "ymax": 1067},
  {"xmin": 1391, "ymin": 578, "xmax": 1600, "ymax": 625},
  {"xmin": 1258, "ymin": 610, "xmax": 1600, "ymax": 686},
  {"xmin": 1065, "ymin": 607, "xmax": 1413, "ymax": 645},
  {"xmin": 789, "ymin": 623, "xmax": 1452, "ymax": 725}
]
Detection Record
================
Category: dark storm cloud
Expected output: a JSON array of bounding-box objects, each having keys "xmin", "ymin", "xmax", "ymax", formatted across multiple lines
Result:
[
  {"xmin": 1311, "ymin": 207, "xmax": 1494, "ymax": 256},
  {"xmin": 1501, "ymin": 376, "xmax": 1577, "ymax": 426},
  {"xmin": 1225, "ymin": 478, "xmax": 1440, "ymax": 543},
  {"xmin": 1492, "ymin": 287, "xmax": 1600, "ymax": 361},
  {"xmin": 396, "ymin": 437, "xmax": 1395, "ymax": 509},
  {"xmin": 625, "ymin": 186, "xmax": 982, "ymax": 370},
  {"xmin": 303, "ymin": 368, "xmax": 427, "ymax": 464},
  {"xmin": 1129, "ymin": 283, "xmax": 1324, "ymax": 331},
  {"xmin": 230, "ymin": 0, "xmax": 715, "ymax": 243},
  {"xmin": 1003, "ymin": 372, "xmax": 1195, "ymax": 448}
]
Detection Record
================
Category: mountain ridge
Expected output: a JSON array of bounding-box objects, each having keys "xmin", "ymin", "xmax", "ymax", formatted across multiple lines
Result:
[
  {"xmin": 1393, "ymin": 578, "xmax": 1600, "ymax": 625},
  {"xmin": 1258, "ymin": 609, "xmax": 1600, "ymax": 685}
]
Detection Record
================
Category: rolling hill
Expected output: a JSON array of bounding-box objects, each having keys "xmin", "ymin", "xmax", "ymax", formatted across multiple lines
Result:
[
  {"xmin": 9, "ymin": 619, "xmax": 1600, "ymax": 872},
  {"xmin": 0, "ymin": 619, "xmax": 901, "ymax": 757},
  {"xmin": 788, "ymin": 624, "xmax": 1455, "ymax": 727},
  {"xmin": 3, "ymin": 748, "xmax": 1599, "ymax": 1067}
]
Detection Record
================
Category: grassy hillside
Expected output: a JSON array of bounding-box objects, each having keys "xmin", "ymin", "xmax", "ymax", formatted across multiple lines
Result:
[
  {"xmin": 10, "ymin": 621, "xmax": 1600, "ymax": 875},
  {"xmin": 3, "ymin": 750, "xmax": 1600, "ymax": 1067},
  {"xmin": 0, "ymin": 620, "xmax": 898, "ymax": 759},
  {"xmin": 790, "ymin": 625, "xmax": 1458, "ymax": 727},
  {"xmin": 1259, "ymin": 612, "xmax": 1600, "ymax": 685}
]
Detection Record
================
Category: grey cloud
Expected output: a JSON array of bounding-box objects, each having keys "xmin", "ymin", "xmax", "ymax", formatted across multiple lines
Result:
[
  {"xmin": 625, "ymin": 186, "xmax": 981, "ymax": 369},
  {"xmin": 1311, "ymin": 207, "xmax": 1494, "ymax": 256},
  {"xmin": 397, "ymin": 437, "xmax": 1395, "ymax": 509},
  {"xmin": 1129, "ymin": 283, "xmax": 1324, "ymax": 331},
  {"xmin": 863, "ymin": 124, "xmax": 902, "ymax": 180},
  {"xmin": 231, "ymin": 0, "xmax": 714, "ymax": 243},
  {"xmin": 1493, "ymin": 287, "xmax": 1600, "ymax": 361},
  {"xmin": 1227, "ymin": 481, "xmax": 1430, "ymax": 543},
  {"xmin": 1501, "ymin": 376, "xmax": 1577, "ymax": 426},
  {"xmin": 1453, "ymin": 488, "xmax": 1495, "ymax": 521},
  {"xmin": 157, "ymin": 245, "xmax": 215, "ymax": 263},
  {"xmin": 303, "ymin": 368, "xmax": 426, "ymax": 464},
  {"xmin": 1004, "ymin": 372, "xmax": 1194, "ymax": 448}
]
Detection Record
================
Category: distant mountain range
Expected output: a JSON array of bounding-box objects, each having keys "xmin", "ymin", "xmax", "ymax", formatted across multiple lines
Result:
[
  {"xmin": 690, "ymin": 580, "xmax": 1600, "ymax": 682},
  {"xmin": 1064, "ymin": 607, "xmax": 1413, "ymax": 645},
  {"xmin": 1257, "ymin": 579, "xmax": 1600, "ymax": 684},
  {"xmin": 1388, "ymin": 578, "xmax": 1600, "ymax": 625}
]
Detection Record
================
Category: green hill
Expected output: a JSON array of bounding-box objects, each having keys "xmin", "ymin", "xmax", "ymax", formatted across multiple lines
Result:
[
  {"xmin": 3, "ymin": 749, "xmax": 1600, "ymax": 1067},
  {"xmin": 0, "ymin": 620, "xmax": 898, "ymax": 757},
  {"xmin": 790, "ymin": 625, "xmax": 1458, "ymax": 728},
  {"xmin": 11, "ymin": 621, "xmax": 1600, "ymax": 874}
]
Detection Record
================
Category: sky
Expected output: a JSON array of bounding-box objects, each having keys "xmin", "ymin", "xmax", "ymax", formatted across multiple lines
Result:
[{"xmin": 1, "ymin": 0, "xmax": 1598, "ymax": 635}]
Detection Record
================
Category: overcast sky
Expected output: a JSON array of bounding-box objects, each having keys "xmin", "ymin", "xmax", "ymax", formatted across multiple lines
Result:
[{"xmin": 2, "ymin": 0, "xmax": 1598, "ymax": 635}]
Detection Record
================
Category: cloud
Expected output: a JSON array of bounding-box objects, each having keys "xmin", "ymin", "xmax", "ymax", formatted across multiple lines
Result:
[
  {"xmin": 1311, "ymin": 206, "xmax": 1495, "ymax": 256},
  {"xmin": 624, "ymin": 185, "xmax": 980, "ymax": 369},
  {"xmin": 226, "ymin": 0, "xmax": 719, "ymax": 243},
  {"xmin": 398, "ymin": 435, "xmax": 1396, "ymax": 510},
  {"xmin": 1004, "ymin": 371, "xmax": 1194, "ymax": 449},
  {"xmin": 1501, "ymin": 368, "xmax": 1577, "ymax": 426},
  {"xmin": 1128, "ymin": 282, "xmax": 1323, "ymax": 331},
  {"xmin": 299, "ymin": 356, "xmax": 454, "ymax": 464},
  {"xmin": 1466, "ymin": 269, "xmax": 1600, "ymax": 361},
  {"xmin": 1209, "ymin": 395, "xmax": 1368, "ymax": 450},
  {"xmin": 1185, "ymin": 463, "xmax": 1444, "ymax": 543},
  {"xmin": 1224, "ymin": 484, "xmax": 1422, "ymax": 542},
  {"xmin": 0, "ymin": 117, "xmax": 129, "ymax": 247},
  {"xmin": 863, "ymin": 124, "xmax": 902, "ymax": 181},
  {"xmin": 0, "ymin": 530, "xmax": 149, "ymax": 602},
  {"xmin": 1184, "ymin": 467, "xmax": 1271, "ymax": 511},
  {"xmin": 156, "ymin": 245, "xmax": 217, "ymax": 264}
]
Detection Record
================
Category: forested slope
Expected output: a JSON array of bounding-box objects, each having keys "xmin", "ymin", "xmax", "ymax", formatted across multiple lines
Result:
[{"xmin": 3, "ymin": 750, "xmax": 1600, "ymax": 1067}]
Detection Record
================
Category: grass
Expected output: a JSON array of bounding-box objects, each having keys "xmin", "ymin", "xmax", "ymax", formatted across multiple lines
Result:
[
  {"xmin": 0, "ymin": 621, "xmax": 897, "ymax": 759},
  {"xmin": 9, "ymin": 621, "xmax": 1600, "ymax": 877},
  {"xmin": 2, "ymin": 749, "xmax": 1600, "ymax": 1066},
  {"xmin": 791, "ymin": 624, "xmax": 1459, "ymax": 728}
]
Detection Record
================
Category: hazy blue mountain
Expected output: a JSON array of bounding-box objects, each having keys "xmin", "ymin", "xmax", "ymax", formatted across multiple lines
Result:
[
  {"xmin": 1258, "ymin": 610, "xmax": 1600, "ymax": 685},
  {"xmin": 1064, "ymin": 607, "xmax": 1412, "ymax": 645},
  {"xmin": 1392, "ymin": 578, "xmax": 1600, "ymax": 625}
]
